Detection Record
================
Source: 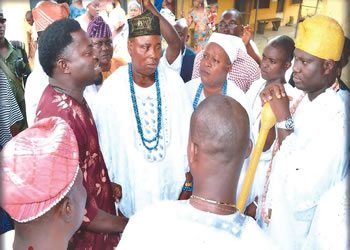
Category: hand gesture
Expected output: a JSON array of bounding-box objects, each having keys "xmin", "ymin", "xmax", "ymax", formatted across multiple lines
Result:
[{"xmin": 242, "ymin": 25, "xmax": 253, "ymax": 45}]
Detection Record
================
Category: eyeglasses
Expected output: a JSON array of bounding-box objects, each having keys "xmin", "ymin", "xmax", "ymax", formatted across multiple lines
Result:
[
  {"xmin": 218, "ymin": 21, "xmax": 238, "ymax": 30},
  {"xmin": 92, "ymin": 39, "xmax": 113, "ymax": 49}
]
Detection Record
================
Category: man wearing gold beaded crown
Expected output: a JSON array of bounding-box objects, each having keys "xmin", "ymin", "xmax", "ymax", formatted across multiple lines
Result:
[
  {"xmin": 94, "ymin": 0, "xmax": 192, "ymax": 218},
  {"xmin": 256, "ymin": 15, "xmax": 349, "ymax": 250}
]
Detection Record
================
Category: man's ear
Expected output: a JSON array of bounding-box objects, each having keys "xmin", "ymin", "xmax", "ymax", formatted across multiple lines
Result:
[
  {"xmin": 284, "ymin": 61, "xmax": 292, "ymax": 71},
  {"xmin": 58, "ymin": 196, "xmax": 73, "ymax": 223},
  {"xmin": 188, "ymin": 137, "xmax": 199, "ymax": 165},
  {"xmin": 245, "ymin": 139, "xmax": 253, "ymax": 159},
  {"xmin": 226, "ymin": 63, "xmax": 232, "ymax": 74},
  {"xmin": 323, "ymin": 59, "xmax": 336, "ymax": 75},
  {"xmin": 185, "ymin": 33, "xmax": 190, "ymax": 43},
  {"xmin": 127, "ymin": 39, "xmax": 133, "ymax": 56},
  {"xmin": 57, "ymin": 58, "xmax": 70, "ymax": 74}
]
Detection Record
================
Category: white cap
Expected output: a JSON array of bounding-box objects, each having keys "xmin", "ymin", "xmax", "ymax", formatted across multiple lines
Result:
[
  {"xmin": 82, "ymin": 0, "xmax": 92, "ymax": 9},
  {"xmin": 207, "ymin": 32, "xmax": 244, "ymax": 63}
]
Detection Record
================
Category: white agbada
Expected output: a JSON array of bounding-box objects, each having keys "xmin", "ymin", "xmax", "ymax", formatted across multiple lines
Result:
[
  {"xmin": 25, "ymin": 53, "xmax": 49, "ymax": 127},
  {"xmin": 260, "ymin": 88, "xmax": 349, "ymax": 250},
  {"xmin": 302, "ymin": 173, "xmax": 349, "ymax": 250},
  {"xmin": 246, "ymin": 79, "xmax": 302, "ymax": 201},
  {"xmin": 185, "ymin": 78, "xmax": 254, "ymax": 206},
  {"xmin": 94, "ymin": 56, "xmax": 192, "ymax": 218},
  {"xmin": 117, "ymin": 200, "xmax": 280, "ymax": 250}
]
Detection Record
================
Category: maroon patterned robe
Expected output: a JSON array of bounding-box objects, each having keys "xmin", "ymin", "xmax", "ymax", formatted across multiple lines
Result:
[{"xmin": 36, "ymin": 85, "xmax": 119, "ymax": 249}]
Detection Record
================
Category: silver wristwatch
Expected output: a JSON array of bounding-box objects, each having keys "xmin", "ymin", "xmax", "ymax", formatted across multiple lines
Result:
[{"xmin": 275, "ymin": 117, "xmax": 294, "ymax": 130}]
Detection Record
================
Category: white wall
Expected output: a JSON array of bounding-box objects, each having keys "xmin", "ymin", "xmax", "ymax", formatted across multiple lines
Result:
[{"xmin": 0, "ymin": 0, "xmax": 30, "ymax": 42}]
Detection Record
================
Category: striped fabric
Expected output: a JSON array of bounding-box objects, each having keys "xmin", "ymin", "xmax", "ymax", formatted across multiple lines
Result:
[
  {"xmin": 32, "ymin": 1, "xmax": 69, "ymax": 33},
  {"xmin": 0, "ymin": 69, "xmax": 23, "ymax": 148},
  {"xmin": 191, "ymin": 48, "xmax": 261, "ymax": 93},
  {"xmin": 87, "ymin": 16, "xmax": 112, "ymax": 38}
]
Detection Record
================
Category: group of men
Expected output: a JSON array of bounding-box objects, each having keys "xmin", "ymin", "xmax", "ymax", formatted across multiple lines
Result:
[{"xmin": 0, "ymin": 0, "xmax": 349, "ymax": 249}]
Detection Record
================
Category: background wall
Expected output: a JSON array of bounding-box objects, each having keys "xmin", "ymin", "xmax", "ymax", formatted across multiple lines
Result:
[{"xmin": 0, "ymin": 0, "xmax": 30, "ymax": 42}]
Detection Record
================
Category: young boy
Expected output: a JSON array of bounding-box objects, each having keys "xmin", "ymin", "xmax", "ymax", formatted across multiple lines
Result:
[{"xmin": 245, "ymin": 35, "xmax": 302, "ymax": 216}]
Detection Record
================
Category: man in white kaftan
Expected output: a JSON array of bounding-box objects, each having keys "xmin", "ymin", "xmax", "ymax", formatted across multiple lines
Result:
[
  {"xmin": 117, "ymin": 200, "xmax": 278, "ymax": 250},
  {"xmin": 118, "ymin": 95, "xmax": 279, "ymax": 250},
  {"xmin": 246, "ymin": 78, "xmax": 302, "ymax": 205},
  {"xmin": 25, "ymin": 53, "xmax": 49, "ymax": 127},
  {"xmin": 256, "ymin": 15, "xmax": 349, "ymax": 250},
  {"xmin": 95, "ymin": 57, "xmax": 191, "ymax": 217},
  {"xmin": 94, "ymin": 2, "xmax": 191, "ymax": 218},
  {"xmin": 261, "ymin": 88, "xmax": 348, "ymax": 249},
  {"xmin": 302, "ymin": 173, "xmax": 349, "ymax": 250}
]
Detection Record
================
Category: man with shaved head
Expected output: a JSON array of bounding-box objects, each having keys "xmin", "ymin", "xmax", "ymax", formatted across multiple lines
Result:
[{"xmin": 117, "ymin": 95, "xmax": 277, "ymax": 250}]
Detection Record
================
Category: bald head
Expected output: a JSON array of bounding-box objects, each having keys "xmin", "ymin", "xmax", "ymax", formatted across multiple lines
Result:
[
  {"xmin": 174, "ymin": 18, "xmax": 189, "ymax": 48},
  {"xmin": 221, "ymin": 9, "xmax": 242, "ymax": 22},
  {"xmin": 190, "ymin": 95, "xmax": 250, "ymax": 168}
]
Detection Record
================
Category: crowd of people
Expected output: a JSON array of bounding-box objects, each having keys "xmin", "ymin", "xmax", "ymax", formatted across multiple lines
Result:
[{"xmin": 0, "ymin": 0, "xmax": 349, "ymax": 249}]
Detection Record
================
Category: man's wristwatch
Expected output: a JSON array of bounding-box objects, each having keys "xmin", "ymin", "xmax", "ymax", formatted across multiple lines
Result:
[{"xmin": 275, "ymin": 117, "xmax": 294, "ymax": 130}]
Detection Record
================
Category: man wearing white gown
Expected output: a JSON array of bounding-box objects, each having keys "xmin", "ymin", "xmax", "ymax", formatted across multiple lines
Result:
[
  {"xmin": 118, "ymin": 96, "xmax": 278, "ymax": 250},
  {"xmin": 257, "ymin": 15, "xmax": 349, "ymax": 250},
  {"xmin": 94, "ymin": 0, "xmax": 191, "ymax": 218}
]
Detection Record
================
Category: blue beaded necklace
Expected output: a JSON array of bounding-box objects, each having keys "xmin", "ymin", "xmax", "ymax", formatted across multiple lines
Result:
[
  {"xmin": 192, "ymin": 80, "xmax": 228, "ymax": 110},
  {"xmin": 128, "ymin": 63, "xmax": 162, "ymax": 151}
]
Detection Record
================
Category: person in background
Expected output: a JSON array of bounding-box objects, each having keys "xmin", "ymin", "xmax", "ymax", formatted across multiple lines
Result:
[
  {"xmin": 160, "ymin": 0, "xmax": 175, "ymax": 24},
  {"xmin": 0, "ymin": 117, "xmax": 87, "ymax": 250},
  {"xmin": 0, "ymin": 11, "xmax": 31, "ymax": 133},
  {"xmin": 106, "ymin": 0, "xmax": 127, "ymax": 39},
  {"xmin": 24, "ymin": 10, "xmax": 36, "ymax": 69},
  {"xmin": 187, "ymin": 0, "xmax": 210, "ymax": 53},
  {"xmin": 25, "ymin": 3, "xmax": 70, "ymax": 127},
  {"xmin": 207, "ymin": 4, "xmax": 218, "ymax": 32},
  {"xmin": 127, "ymin": 0, "xmax": 142, "ymax": 18},
  {"xmin": 32, "ymin": 0, "xmax": 70, "ymax": 36},
  {"xmin": 70, "ymin": 0, "xmax": 86, "ymax": 19},
  {"xmin": 191, "ymin": 9, "xmax": 260, "ymax": 93},
  {"xmin": 0, "ymin": 69, "xmax": 23, "ymax": 150},
  {"xmin": 75, "ymin": 0, "xmax": 100, "ymax": 31},
  {"xmin": 88, "ymin": 16, "xmax": 126, "ymax": 81},
  {"xmin": 0, "ymin": 68, "xmax": 24, "ymax": 237},
  {"xmin": 244, "ymin": 35, "xmax": 301, "ymax": 217},
  {"xmin": 84, "ymin": 16, "xmax": 127, "ymax": 112},
  {"xmin": 110, "ymin": 1, "xmax": 141, "ymax": 62},
  {"xmin": 173, "ymin": 18, "xmax": 196, "ymax": 83}
]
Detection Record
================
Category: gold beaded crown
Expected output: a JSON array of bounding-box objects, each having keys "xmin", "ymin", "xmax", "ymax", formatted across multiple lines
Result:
[{"xmin": 128, "ymin": 10, "xmax": 161, "ymax": 38}]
